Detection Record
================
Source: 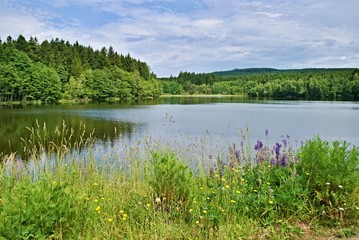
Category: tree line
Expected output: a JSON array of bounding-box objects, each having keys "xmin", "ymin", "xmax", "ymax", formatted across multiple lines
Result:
[
  {"xmin": 0, "ymin": 35, "xmax": 161, "ymax": 103},
  {"xmin": 160, "ymin": 68, "xmax": 359, "ymax": 100}
]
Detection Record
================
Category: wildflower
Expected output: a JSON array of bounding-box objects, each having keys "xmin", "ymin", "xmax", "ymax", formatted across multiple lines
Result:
[
  {"xmin": 282, "ymin": 139, "xmax": 288, "ymax": 147},
  {"xmin": 339, "ymin": 207, "xmax": 344, "ymax": 211},
  {"xmin": 281, "ymin": 155, "xmax": 287, "ymax": 166},
  {"xmin": 155, "ymin": 197, "xmax": 161, "ymax": 203},
  {"xmin": 338, "ymin": 185, "xmax": 343, "ymax": 189},
  {"xmin": 146, "ymin": 203, "xmax": 151, "ymax": 208},
  {"xmin": 189, "ymin": 209, "xmax": 193, "ymax": 213},
  {"xmin": 94, "ymin": 199, "xmax": 99, "ymax": 203},
  {"xmin": 203, "ymin": 210, "xmax": 207, "ymax": 214},
  {"xmin": 93, "ymin": 183, "xmax": 98, "ymax": 186},
  {"xmin": 108, "ymin": 218, "xmax": 113, "ymax": 222},
  {"xmin": 101, "ymin": 197, "xmax": 105, "ymax": 200},
  {"xmin": 221, "ymin": 178, "xmax": 226, "ymax": 182},
  {"xmin": 253, "ymin": 189, "xmax": 257, "ymax": 193},
  {"xmin": 200, "ymin": 187, "xmax": 204, "ymax": 190},
  {"xmin": 119, "ymin": 210, "xmax": 124, "ymax": 214},
  {"xmin": 122, "ymin": 217, "xmax": 127, "ymax": 221},
  {"xmin": 95, "ymin": 206, "xmax": 101, "ymax": 211},
  {"xmin": 265, "ymin": 129, "xmax": 269, "ymax": 136},
  {"xmin": 193, "ymin": 200, "xmax": 197, "ymax": 204},
  {"xmin": 254, "ymin": 140, "xmax": 263, "ymax": 150},
  {"xmin": 230, "ymin": 200, "xmax": 236, "ymax": 203},
  {"xmin": 123, "ymin": 214, "xmax": 128, "ymax": 218},
  {"xmin": 85, "ymin": 197, "xmax": 90, "ymax": 201},
  {"xmin": 214, "ymin": 173, "xmax": 219, "ymax": 178},
  {"xmin": 269, "ymin": 200, "xmax": 273, "ymax": 204},
  {"xmin": 236, "ymin": 190, "xmax": 241, "ymax": 194},
  {"xmin": 305, "ymin": 172, "xmax": 310, "ymax": 176},
  {"xmin": 325, "ymin": 182, "xmax": 330, "ymax": 186},
  {"xmin": 274, "ymin": 143, "xmax": 282, "ymax": 157},
  {"xmin": 241, "ymin": 178, "xmax": 245, "ymax": 182},
  {"xmin": 355, "ymin": 207, "xmax": 359, "ymax": 211},
  {"xmin": 270, "ymin": 157, "xmax": 276, "ymax": 165},
  {"xmin": 225, "ymin": 185, "xmax": 230, "ymax": 189},
  {"xmin": 195, "ymin": 220, "xmax": 199, "ymax": 224}
]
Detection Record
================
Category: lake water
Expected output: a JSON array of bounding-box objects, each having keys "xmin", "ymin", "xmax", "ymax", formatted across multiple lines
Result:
[{"xmin": 1, "ymin": 96, "xmax": 358, "ymax": 158}]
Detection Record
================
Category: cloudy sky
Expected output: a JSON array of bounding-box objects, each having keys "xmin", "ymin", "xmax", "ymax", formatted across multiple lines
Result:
[{"xmin": 0, "ymin": 0, "xmax": 358, "ymax": 77}]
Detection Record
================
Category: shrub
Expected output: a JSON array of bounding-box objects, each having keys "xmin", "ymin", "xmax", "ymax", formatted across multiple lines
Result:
[
  {"xmin": 148, "ymin": 151, "xmax": 193, "ymax": 212},
  {"xmin": 297, "ymin": 137, "xmax": 359, "ymax": 221}
]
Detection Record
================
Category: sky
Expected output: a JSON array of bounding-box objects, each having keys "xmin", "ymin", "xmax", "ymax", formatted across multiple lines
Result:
[{"xmin": 0, "ymin": 0, "xmax": 358, "ymax": 77}]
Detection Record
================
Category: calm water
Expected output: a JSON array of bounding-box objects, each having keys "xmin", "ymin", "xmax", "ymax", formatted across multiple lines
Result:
[{"xmin": 1, "ymin": 96, "xmax": 358, "ymax": 157}]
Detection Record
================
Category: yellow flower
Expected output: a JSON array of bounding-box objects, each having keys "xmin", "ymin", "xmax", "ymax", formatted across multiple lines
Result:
[
  {"xmin": 122, "ymin": 217, "xmax": 127, "ymax": 221},
  {"xmin": 230, "ymin": 200, "xmax": 236, "ymax": 203},
  {"xmin": 214, "ymin": 174, "xmax": 219, "ymax": 178},
  {"xmin": 221, "ymin": 178, "xmax": 226, "ymax": 182},
  {"xmin": 101, "ymin": 197, "xmax": 105, "ymax": 200},
  {"xmin": 85, "ymin": 197, "xmax": 90, "ymax": 201},
  {"xmin": 94, "ymin": 199, "xmax": 99, "ymax": 203},
  {"xmin": 195, "ymin": 220, "xmax": 200, "ymax": 224},
  {"xmin": 107, "ymin": 218, "xmax": 113, "ymax": 222},
  {"xmin": 163, "ymin": 197, "xmax": 167, "ymax": 200},
  {"xmin": 269, "ymin": 200, "xmax": 274, "ymax": 204},
  {"xmin": 225, "ymin": 185, "xmax": 230, "ymax": 189},
  {"xmin": 146, "ymin": 203, "xmax": 151, "ymax": 208},
  {"xmin": 119, "ymin": 210, "xmax": 124, "ymax": 214},
  {"xmin": 189, "ymin": 209, "xmax": 193, "ymax": 213},
  {"xmin": 95, "ymin": 206, "xmax": 101, "ymax": 211},
  {"xmin": 200, "ymin": 187, "xmax": 204, "ymax": 190},
  {"xmin": 236, "ymin": 190, "xmax": 241, "ymax": 194},
  {"xmin": 123, "ymin": 214, "xmax": 128, "ymax": 218},
  {"xmin": 253, "ymin": 189, "xmax": 257, "ymax": 193},
  {"xmin": 203, "ymin": 210, "xmax": 208, "ymax": 214},
  {"xmin": 241, "ymin": 178, "xmax": 245, "ymax": 182},
  {"xmin": 93, "ymin": 183, "xmax": 98, "ymax": 186}
]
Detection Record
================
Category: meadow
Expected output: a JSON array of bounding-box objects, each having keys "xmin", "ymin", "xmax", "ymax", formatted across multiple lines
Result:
[{"xmin": 0, "ymin": 124, "xmax": 358, "ymax": 239}]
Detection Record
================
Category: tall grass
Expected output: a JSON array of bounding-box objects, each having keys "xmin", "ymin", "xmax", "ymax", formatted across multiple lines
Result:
[{"xmin": 0, "ymin": 123, "xmax": 358, "ymax": 239}]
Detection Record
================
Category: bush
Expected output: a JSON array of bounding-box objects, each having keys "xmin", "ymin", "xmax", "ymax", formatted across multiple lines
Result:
[{"xmin": 297, "ymin": 137, "xmax": 359, "ymax": 221}]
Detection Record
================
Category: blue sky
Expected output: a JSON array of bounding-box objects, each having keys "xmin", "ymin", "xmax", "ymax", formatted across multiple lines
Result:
[{"xmin": 1, "ymin": 0, "xmax": 358, "ymax": 77}]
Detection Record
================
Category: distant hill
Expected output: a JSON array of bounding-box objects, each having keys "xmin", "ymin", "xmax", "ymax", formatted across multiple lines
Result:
[{"xmin": 212, "ymin": 68, "xmax": 357, "ymax": 78}]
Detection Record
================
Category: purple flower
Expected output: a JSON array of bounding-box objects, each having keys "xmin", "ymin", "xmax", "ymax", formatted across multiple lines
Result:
[
  {"xmin": 281, "ymin": 155, "xmax": 287, "ymax": 166},
  {"xmin": 234, "ymin": 150, "xmax": 240, "ymax": 159},
  {"xmin": 282, "ymin": 139, "xmax": 288, "ymax": 147},
  {"xmin": 274, "ymin": 143, "xmax": 282, "ymax": 158},
  {"xmin": 265, "ymin": 129, "xmax": 269, "ymax": 136},
  {"xmin": 270, "ymin": 157, "xmax": 276, "ymax": 165},
  {"xmin": 254, "ymin": 140, "xmax": 263, "ymax": 151}
]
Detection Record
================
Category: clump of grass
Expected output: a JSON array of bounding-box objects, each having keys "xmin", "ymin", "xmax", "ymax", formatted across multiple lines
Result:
[{"xmin": 0, "ymin": 124, "xmax": 358, "ymax": 239}]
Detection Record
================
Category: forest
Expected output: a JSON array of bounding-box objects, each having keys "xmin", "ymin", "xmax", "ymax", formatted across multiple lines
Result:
[
  {"xmin": 0, "ymin": 35, "xmax": 161, "ymax": 103},
  {"xmin": 161, "ymin": 68, "xmax": 359, "ymax": 100},
  {"xmin": 1, "ymin": 35, "xmax": 359, "ymax": 103}
]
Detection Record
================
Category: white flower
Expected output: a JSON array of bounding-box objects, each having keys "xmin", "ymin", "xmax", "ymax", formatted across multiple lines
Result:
[
  {"xmin": 155, "ymin": 197, "xmax": 161, "ymax": 203},
  {"xmin": 355, "ymin": 206, "xmax": 359, "ymax": 211},
  {"xmin": 338, "ymin": 207, "xmax": 344, "ymax": 211},
  {"xmin": 338, "ymin": 185, "xmax": 343, "ymax": 189},
  {"xmin": 325, "ymin": 182, "xmax": 330, "ymax": 186}
]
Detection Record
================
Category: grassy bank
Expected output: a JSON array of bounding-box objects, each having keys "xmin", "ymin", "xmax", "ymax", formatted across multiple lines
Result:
[{"xmin": 0, "ymin": 130, "xmax": 358, "ymax": 239}]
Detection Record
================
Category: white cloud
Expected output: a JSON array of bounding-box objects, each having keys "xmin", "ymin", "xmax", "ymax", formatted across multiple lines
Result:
[{"xmin": 0, "ymin": 0, "xmax": 358, "ymax": 76}]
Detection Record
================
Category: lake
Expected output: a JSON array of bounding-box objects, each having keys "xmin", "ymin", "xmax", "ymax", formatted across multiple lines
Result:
[{"xmin": 0, "ymin": 96, "xmax": 358, "ymax": 158}]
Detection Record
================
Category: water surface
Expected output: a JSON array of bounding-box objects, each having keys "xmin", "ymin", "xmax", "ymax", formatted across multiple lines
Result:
[{"xmin": 1, "ymin": 97, "xmax": 358, "ymax": 157}]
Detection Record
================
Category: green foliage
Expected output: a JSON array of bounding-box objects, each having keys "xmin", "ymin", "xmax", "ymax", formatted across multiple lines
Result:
[
  {"xmin": 0, "ymin": 35, "xmax": 161, "ymax": 103},
  {"xmin": 149, "ymin": 151, "xmax": 193, "ymax": 209},
  {"xmin": 0, "ymin": 174, "xmax": 84, "ymax": 239},
  {"xmin": 297, "ymin": 137, "xmax": 359, "ymax": 221},
  {"xmin": 161, "ymin": 68, "xmax": 359, "ymax": 100}
]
